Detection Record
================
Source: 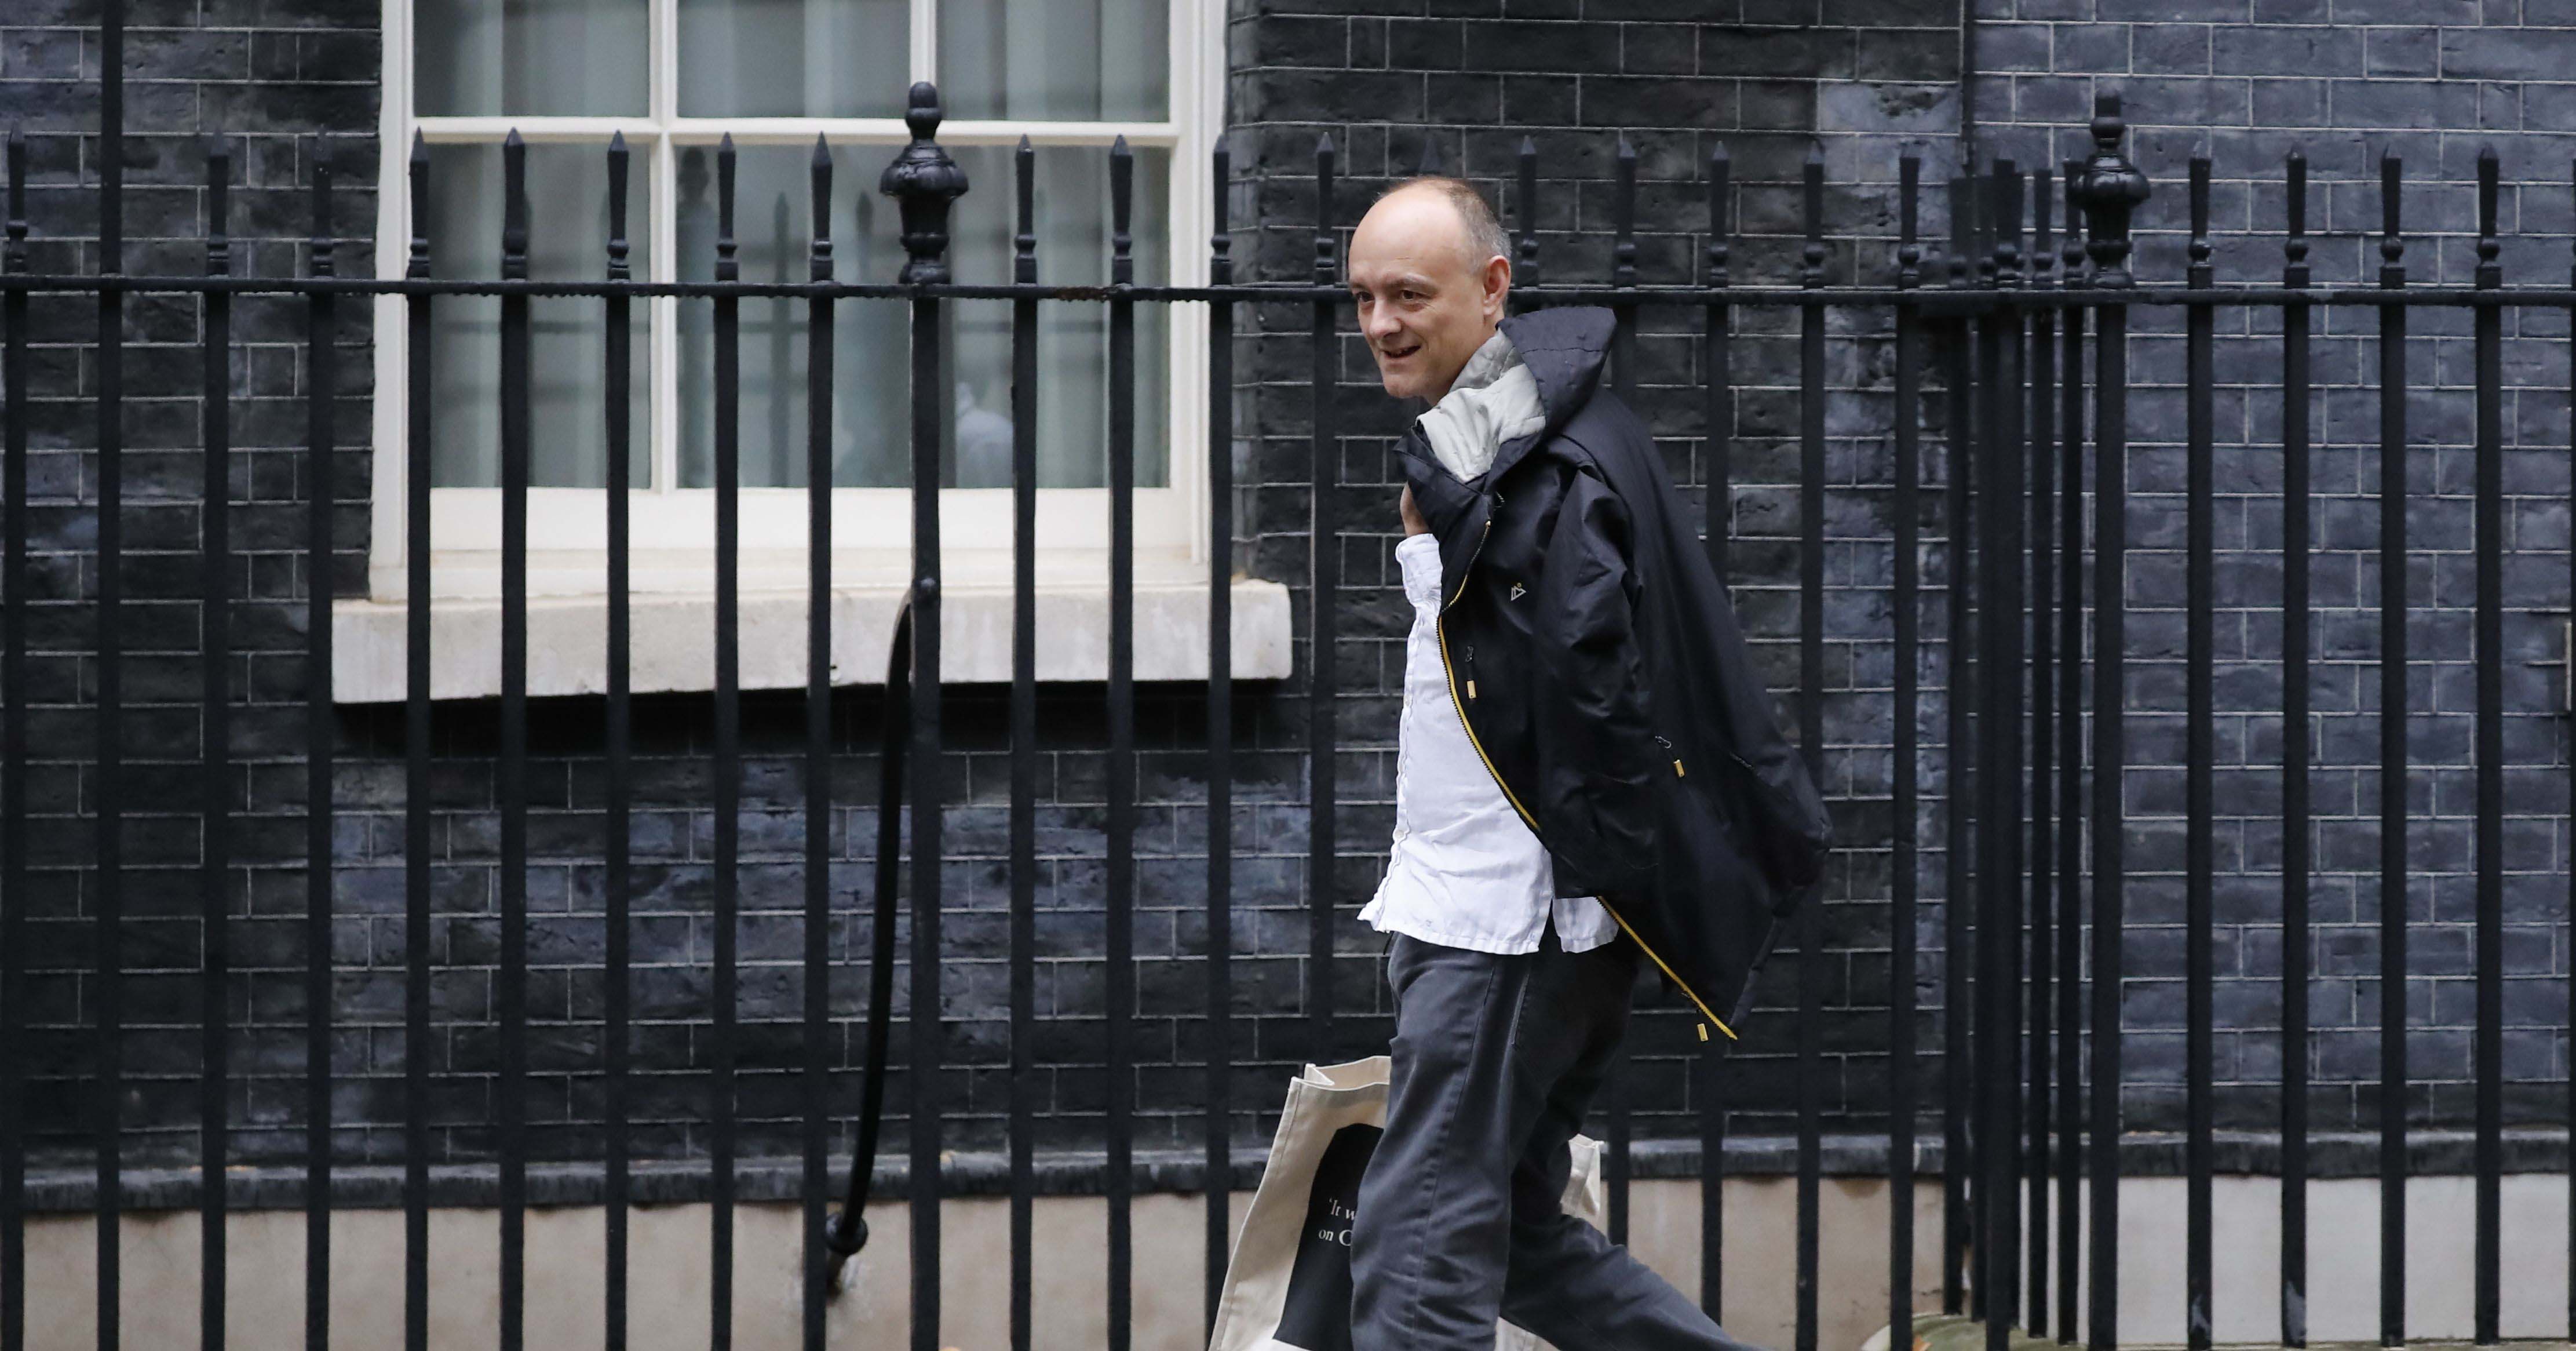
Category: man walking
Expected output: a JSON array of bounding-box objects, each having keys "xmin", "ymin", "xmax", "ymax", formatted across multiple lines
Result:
[{"xmin": 1344, "ymin": 176, "xmax": 1831, "ymax": 1350}]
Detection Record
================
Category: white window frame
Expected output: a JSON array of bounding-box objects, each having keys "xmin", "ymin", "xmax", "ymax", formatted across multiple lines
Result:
[{"xmin": 366, "ymin": 0, "xmax": 1225, "ymax": 608}]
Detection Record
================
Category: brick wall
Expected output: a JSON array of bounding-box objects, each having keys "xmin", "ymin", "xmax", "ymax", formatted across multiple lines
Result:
[
  {"xmin": 1974, "ymin": 0, "xmax": 2576, "ymax": 1137},
  {"xmin": 12, "ymin": 0, "xmax": 2569, "ymax": 1199},
  {"xmin": 0, "ymin": 0, "xmax": 1982, "ymax": 1190},
  {"xmin": 3, "ymin": 1, "xmax": 380, "ymax": 1171}
]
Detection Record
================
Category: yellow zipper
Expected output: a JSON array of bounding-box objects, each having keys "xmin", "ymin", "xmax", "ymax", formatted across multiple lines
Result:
[
  {"xmin": 1431, "ymin": 580, "xmax": 1739, "ymax": 1044},
  {"xmin": 1596, "ymin": 900, "xmax": 1738, "ymax": 1042}
]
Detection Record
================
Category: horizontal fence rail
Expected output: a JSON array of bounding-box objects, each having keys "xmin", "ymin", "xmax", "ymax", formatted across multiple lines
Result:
[{"xmin": 0, "ymin": 21, "xmax": 2572, "ymax": 1350}]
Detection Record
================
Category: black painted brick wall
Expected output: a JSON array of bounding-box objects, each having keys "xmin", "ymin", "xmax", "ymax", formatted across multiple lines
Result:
[
  {"xmin": 2, "ymin": 0, "xmax": 1979, "ymax": 1186},
  {"xmin": 3, "ymin": 0, "xmax": 381, "ymax": 1175},
  {"xmin": 1975, "ymin": 0, "xmax": 2576, "ymax": 1138},
  {"xmin": 11, "ymin": 0, "xmax": 2570, "ymax": 1195}
]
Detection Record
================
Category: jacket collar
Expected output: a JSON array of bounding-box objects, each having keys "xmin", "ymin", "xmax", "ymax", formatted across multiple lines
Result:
[
  {"xmin": 1395, "ymin": 307, "xmax": 1618, "ymax": 607},
  {"xmin": 1476, "ymin": 307, "xmax": 1614, "ymax": 486}
]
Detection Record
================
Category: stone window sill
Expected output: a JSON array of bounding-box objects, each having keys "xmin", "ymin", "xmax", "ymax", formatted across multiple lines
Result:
[{"xmin": 331, "ymin": 548, "xmax": 1291, "ymax": 703}]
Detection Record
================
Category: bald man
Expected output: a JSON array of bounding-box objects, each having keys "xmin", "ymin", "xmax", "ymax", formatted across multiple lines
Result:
[{"xmin": 1343, "ymin": 177, "xmax": 1829, "ymax": 1351}]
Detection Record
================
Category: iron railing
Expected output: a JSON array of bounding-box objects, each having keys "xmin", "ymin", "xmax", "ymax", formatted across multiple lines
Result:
[{"xmin": 4, "ymin": 12, "xmax": 2575, "ymax": 1350}]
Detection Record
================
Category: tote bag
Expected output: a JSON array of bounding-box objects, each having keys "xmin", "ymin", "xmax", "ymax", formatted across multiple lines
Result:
[{"xmin": 1206, "ymin": 1057, "xmax": 1606, "ymax": 1351}]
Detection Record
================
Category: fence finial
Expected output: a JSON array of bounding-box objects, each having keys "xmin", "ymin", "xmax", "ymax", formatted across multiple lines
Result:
[
  {"xmin": 811, "ymin": 133, "xmax": 833, "ymax": 284},
  {"xmin": 2070, "ymin": 91, "xmax": 2150, "ymax": 289},
  {"xmin": 4, "ymin": 129, "xmax": 21, "ymax": 268},
  {"xmin": 1415, "ymin": 133, "xmax": 1442, "ymax": 177},
  {"xmin": 2476, "ymin": 145, "xmax": 2500, "ymax": 287},
  {"xmin": 310, "ymin": 156, "xmax": 334, "ymax": 281},
  {"xmin": 1803, "ymin": 145, "xmax": 1826, "ymax": 288},
  {"xmin": 2284, "ymin": 148, "xmax": 2307, "ymax": 278},
  {"xmin": 1208, "ymin": 135, "xmax": 1230, "ymax": 287},
  {"xmin": 1313, "ymin": 134, "xmax": 1336, "ymax": 286},
  {"xmin": 501, "ymin": 129, "xmax": 527, "ymax": 281},
  {"xmin": 607, "ymin": 132, "xmax": 630, "ymax": 285},
  {"xmin": 2378, "ymin": 150, "xmax": 2404, "ymax": 283},
  {"xmin": 1990, "ymin": 159, "xmax": 2019, "ymax": 289},
  {"xmin": 205, "ymin": 136, "xmax": 229, "ymax": 277},
  {"xmin": 878, "ymin": 82, "xmax": 967, "ymax": 285},
  {"xmin": 1110, "ymin": 135, "xmax": 1133, "ymax": 287},
  {"xmin": 1016, "ymin": 135, "xmax": 1038, "ymax": 286},
  {"xmin": 1614, "ymin": 134, "xmax": 1637, "ymax": 289},
  {"xmin": 1706, "ymin": 141, "xmax": 1730, "ymax": 290},
  {"xmin": 1897, "ymin": 148, "xmax": 1920, "ymax": 290},
  {"xmin": 1516, "ymin": 135, "xmax": 1540, "ymax": 290},
  {"xmin": 2062, "ymin": 158, "xmax": 2086, "ymax": 283},
  {"xmin": 407, "ymin": 132, "xmax": 429, "ymax": 281}
]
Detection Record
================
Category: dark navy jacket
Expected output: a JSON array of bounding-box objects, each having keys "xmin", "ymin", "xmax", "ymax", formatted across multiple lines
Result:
[{"xmin": 1397, "ymin": 307, "xmax": 1832, "ymax": 1035}]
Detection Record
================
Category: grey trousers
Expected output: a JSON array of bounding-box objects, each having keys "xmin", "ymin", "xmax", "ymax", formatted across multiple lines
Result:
[{"xmin": 1349, "ymin": 930, "xmax": 1760, "ymax": 1351}]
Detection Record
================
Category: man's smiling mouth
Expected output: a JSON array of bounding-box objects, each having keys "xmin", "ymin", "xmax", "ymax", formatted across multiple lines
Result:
[{"xmin": 1380, "ymin": 343, "xmax": 1421, "ymax": 360}]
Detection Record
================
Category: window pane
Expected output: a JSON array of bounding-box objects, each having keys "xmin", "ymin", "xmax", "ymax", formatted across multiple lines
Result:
[
  {"xmin": 676, "ymin": 145, "xmax": 909, "ymax": 488},
  {"xmin": 940, "ymin": 0, "xmax": 1168, "ymax": 122},
  {"xmin": 677, "ymin": 0, "xmax": 910, "ymax": 118},
  {"xmin": 416, "ymin": 0, "xmax": 647, "ymax": 116},
  {"xmin": 946, "ymin": 144, "xmax": 1167, "ymax": 489},
  {"xmin": 675, "ymin": 144, "xmax": 1169, "ymax": 491},
  {"xmin": 424, "ymin": 143, "xmax": 652, "ymax": 490}
]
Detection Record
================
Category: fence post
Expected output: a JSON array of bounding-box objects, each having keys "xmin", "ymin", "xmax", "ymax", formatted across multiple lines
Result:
[
  {"xmin": 1608, "ymin": 130, "xmax": 1640, "ymax": 1251},
  {"xmin": 879, "ymin": 83, "xmax": 966, "ymax": 1351},
  {"xmin": 2053, "ymin": 158, "xmax": 2088, "ymax": 1349},
  {"xmin": 495, "ymin": 132, "xmax": 531, "ymax": 1351},
  {"xmin": 1106, "ymin": 132, "xmax": 1139, "ymax": 1351},
  {"xmin": 2471, "ymin": 144, "xmax": 2504, "ymax": 1349},
  {"xmin": 601, "ymin": 128, "xmax": 633, "ymax": 1351},
  {"xmin": 709, "ymin": 131, "xmax": 742, "ymax": 1351},
  {"xmin": 1202, "ymin": 134, "xmax": 1235, "ymax": 1342},
  {"xmin": 1796, "ymin": 144, "xmax": 1827, "ymax": 1351},
  {"xmin": 2278, "ymin": 144, "xmax": 2311, "ymax": 1351},
  {"xmin": 400, "ymin": 131, "xmax": 434, "ymax": 1351},
  {"xmin": 801, "ymin": 133, "xmax": 837, "ymax": 1348},
  {"xmin": 2026, "ymin": 164, "xmax": 2057, "ymax": 1341},
  {"xmin": 199, "ymin": 134, "xmax": 233, "ymax": 1351},
  {"xmin": 2184, "ymin": 153, "xmax": 2216, "ymax": 1351},
  {"xmin": 1890, "ymin": 145, "xmax": 1922, "ymax": 1351},
  {"xmin": 1013, "ymin": 133, "xmax": 1042, "ymax": 1351},
  {"xmin": 1699, "ymin": 140, "xmax": 1734, "ymax": 1324},
  {"xmin": 0, "ymin": 126, "xmax": 22, "ymax": 1351},
  {"xmin": 302, "ymin": 157, "xmax": 338, "ymax": 1351},
  {"xmin": 1942, "ymin": 171, "xmax": 1975, "ymax": 1323},
  {"xmin": 2374, "ymin": 151, "xmax": 2409, "ymax": 1350},
  {"xmin": 1975, "ymin": 159, "xmax": 2027, "ymax": 1351},
  {"xmin": 2069, "ymin": 91, "xmax": 2147, "ymax": 1351},
  {"xmin": 1307, "ymin": 133, "xmax": 1338, "ymax": 1063}
]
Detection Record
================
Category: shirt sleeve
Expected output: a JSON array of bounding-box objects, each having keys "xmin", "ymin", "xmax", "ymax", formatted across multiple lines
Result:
[{"xmin": 1395, "ymin": 531, "xmax": 1446, "ymax": 609}]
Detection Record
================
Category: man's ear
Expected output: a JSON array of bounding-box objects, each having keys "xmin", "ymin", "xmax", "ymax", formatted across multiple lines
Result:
[{"xmin": 1482, "ymin": 254, "xmax": 1511, "ymax": 321}]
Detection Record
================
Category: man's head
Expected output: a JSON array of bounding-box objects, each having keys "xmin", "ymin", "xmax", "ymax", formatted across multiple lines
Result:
[{"xmin": 1348, "ymin": 176, "xmax": 1512, "ymax": 402}]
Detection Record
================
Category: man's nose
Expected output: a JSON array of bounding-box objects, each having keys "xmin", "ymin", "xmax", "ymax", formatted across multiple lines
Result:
[{"xmin": 1360, "ymin": 306, "xmax": 1400, "ymax": 345}]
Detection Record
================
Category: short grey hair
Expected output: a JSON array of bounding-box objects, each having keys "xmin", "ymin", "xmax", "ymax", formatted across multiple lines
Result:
[{"xmin": 1377, "ymin": 175, "xmax": 1510, "ymax": 267}]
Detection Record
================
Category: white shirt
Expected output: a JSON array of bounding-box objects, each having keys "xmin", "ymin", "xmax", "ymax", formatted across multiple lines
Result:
[{"xmin": 1359, "ymin": 532, "xmax": 1615, "ymax": 956}]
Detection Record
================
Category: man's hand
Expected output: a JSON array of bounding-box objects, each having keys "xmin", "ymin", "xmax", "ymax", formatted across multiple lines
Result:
[{"xmin": 1400, "ymin": 484, "xmax": 1431, "ymax": 537}]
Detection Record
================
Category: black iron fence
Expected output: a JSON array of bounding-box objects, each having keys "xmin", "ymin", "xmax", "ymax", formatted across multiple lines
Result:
[{"xmin": 4, "ymin": 15, "xmax": 2576, "ymax": 1351}]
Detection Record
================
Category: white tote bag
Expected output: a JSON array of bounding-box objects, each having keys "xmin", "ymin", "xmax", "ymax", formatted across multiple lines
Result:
[{"xmin": 1206, "ymin": 1056, "xmax": 1606, "ymax": 1351}]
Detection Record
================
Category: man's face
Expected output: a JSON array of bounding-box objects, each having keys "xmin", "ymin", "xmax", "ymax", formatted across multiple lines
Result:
[{"xmin": 1347, "ymin": 187, "xmax": 1509, "ymax": 402}]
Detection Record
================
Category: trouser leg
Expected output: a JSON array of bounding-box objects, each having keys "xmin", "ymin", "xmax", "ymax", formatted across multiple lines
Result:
[
  {"xmin": 1497, "ymin": 940, "xmax": 1762, "ymax": 1351},
  {"xmin": 1350, "ymin": 934, "xmax": 1528, "ymax": 1351}
]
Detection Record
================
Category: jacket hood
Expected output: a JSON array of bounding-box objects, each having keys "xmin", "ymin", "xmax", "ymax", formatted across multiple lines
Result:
[{"xmin": 1481, "ymin": 307, "xmax": 1614, "ymax": 481}]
